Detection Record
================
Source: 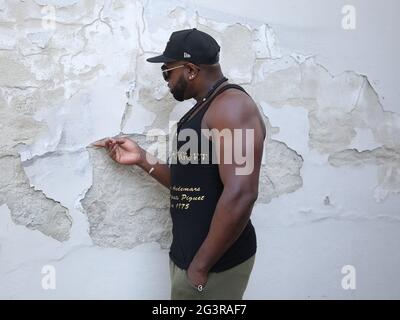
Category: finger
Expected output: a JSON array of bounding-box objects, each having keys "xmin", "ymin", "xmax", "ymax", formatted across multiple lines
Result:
[
  {"xmin": 92, "ymin": 141, "xmax": 104, "ymax": 147},
  {"xmin": 109, "ymin": 144, "xmax": 118, "ymax": 159},
  {"xmin": 105, "ymin": 139, "xmax": 116, "ymax": 151},
  {"xmin": 92, "ymin": 138, "xmax": 108, "ymax": 147},
  {"xmin": 115, "ymin": 138, "xmax": 127, "ymax": 145},
  {"xmin": 108, "ymin": 138, "xmax": 118, "ymax": 150}
]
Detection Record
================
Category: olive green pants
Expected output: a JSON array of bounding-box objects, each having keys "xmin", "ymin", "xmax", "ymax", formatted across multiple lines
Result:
[{"xmin": 169, "ymin": 255, "xmax": 255, "ymax": 300}]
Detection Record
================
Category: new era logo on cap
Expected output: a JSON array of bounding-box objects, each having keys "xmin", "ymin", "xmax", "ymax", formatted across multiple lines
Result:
[{"xmin": 183, "ymin": 52, "xmax": 191, "ymax": 58}]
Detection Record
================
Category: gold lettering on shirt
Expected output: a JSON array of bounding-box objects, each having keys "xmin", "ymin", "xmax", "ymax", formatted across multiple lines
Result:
[
  {"xmin": 171, "ymin": 151, "xmax": 209, "ymax": 163},
  {"xmin": 170, "ymin": 185, "xmax": 206, "ymax": 211}
]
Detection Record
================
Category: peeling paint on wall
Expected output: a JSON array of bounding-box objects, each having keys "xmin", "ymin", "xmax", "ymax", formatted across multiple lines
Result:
[
  {"xmin": 0, "ymin": 0, "xmax": 308, "ymax": 243},
  {"xmin": 0, "ymin": 153, "xmax": 71, "ymax": 241},
  {"xmin": 82, "ymin": 135, "xmax": 171, "ymax": 249},
  {"xmin": 329, "ymin": 147, "xmax": 400, "ymax": 202},
  {"xmin": 1, "ymin": 0, "xmax": 398, "ymax": 241},
  {"xmin": 1, "ymin": 0, "xmax": 400, "ymax": 299}
]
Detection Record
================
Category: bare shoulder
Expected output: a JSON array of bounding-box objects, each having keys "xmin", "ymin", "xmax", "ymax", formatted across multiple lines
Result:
[{"xmin": 205, "ymin": 87, "xmax": 266, "ymax": 137}]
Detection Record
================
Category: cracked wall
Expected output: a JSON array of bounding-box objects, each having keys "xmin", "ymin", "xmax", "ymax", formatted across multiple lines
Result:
[
  {"xmin": 1, "ymin": 0, "xmax": 305, "ymax": 245},
  {"xmin": 1, "ymin": 0, "xmax": 400, "ymax": 299},
  {"xmin": 83, "ymin": 135, "xmax": 171, "ymax": 250}
]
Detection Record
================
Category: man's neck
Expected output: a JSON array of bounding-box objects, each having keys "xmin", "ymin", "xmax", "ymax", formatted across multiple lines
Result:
[{"xmin": 193, "ymin": 74, "xmax": 225, "ymax": 102}]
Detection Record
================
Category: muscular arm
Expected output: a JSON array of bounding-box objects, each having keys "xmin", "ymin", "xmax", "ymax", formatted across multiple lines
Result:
[{"xmin": 188, "ymin": 91, "xmax": 266, "ymax": 282}]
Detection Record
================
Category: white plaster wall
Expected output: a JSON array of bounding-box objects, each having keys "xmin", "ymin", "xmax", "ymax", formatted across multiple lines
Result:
[{"xmin": 1, "ymin": 0, "xmax": 399, "ymax": 299}]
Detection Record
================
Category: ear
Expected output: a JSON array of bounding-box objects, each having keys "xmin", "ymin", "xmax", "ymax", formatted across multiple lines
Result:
[{"xmin": 186, "ymin": 63, "xmax": 200, "ymax": 80}]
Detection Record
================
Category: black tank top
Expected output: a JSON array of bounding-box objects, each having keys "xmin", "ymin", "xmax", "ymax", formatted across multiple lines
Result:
[{"xmin": 169, "ymin": 84, "xmax": 257, "ymax": 272}]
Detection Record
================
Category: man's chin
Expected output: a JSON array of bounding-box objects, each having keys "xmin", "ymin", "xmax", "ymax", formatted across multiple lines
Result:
[{"xmin": 172, "ymin": 93, "xmax": 185, "ymax": 102}]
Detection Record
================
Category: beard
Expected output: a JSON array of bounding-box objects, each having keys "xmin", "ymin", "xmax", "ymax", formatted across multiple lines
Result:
[{"xmin": 170, "ymin": 75, "xmax": 188, "ymax": 102}]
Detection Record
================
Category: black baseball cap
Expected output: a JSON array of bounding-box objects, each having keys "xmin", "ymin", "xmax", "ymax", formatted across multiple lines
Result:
[{"xmin": 146, "ymin": 28, "xmax": 220, "ymax": 65}]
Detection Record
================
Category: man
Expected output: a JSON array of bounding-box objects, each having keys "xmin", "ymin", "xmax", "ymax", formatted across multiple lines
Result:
[{"xmin": 94, "ymin": 28, "xmax": 266, "ymax": 299}]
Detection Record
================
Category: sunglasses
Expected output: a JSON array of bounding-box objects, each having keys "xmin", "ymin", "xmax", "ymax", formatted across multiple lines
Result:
[{"xmin": 161, "ymin": 64, "xmax": 186, "ymax": 81}]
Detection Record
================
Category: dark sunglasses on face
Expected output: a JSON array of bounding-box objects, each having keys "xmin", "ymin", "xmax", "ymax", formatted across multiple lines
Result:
[{"xmin": 161, "ymin": 64, "xmax": 186, "ymax": 81}]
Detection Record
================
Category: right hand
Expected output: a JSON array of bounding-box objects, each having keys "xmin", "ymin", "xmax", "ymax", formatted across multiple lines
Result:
[{"xmin": 92, "ymin": 137, "xmax": 144, "ymax": 165}]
